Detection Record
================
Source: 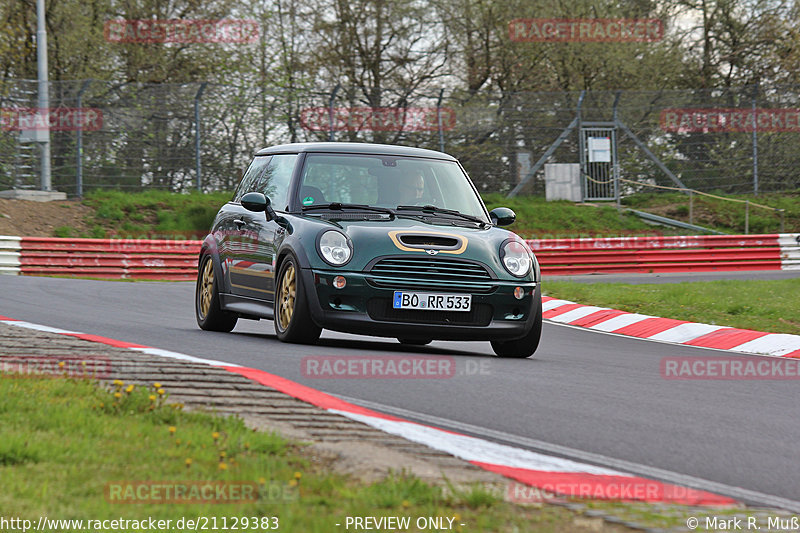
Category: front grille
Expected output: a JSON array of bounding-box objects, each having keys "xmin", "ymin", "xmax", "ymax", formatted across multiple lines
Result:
[
  {"xmin": 367, "ymin": 298, "xmax": 493, "ymax": 326},
  {"xmin": 367, "ymin": 256, "xmax": 494, "ymax": 292}
]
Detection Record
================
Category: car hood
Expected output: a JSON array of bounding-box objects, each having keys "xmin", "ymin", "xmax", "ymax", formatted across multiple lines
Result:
[{"xmin": 299, "ymin": 215, "xmax": 530, "ymax": 280}]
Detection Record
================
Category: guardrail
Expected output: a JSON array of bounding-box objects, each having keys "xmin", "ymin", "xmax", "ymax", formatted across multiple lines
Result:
[
  {"xmin": 0, "ymin": 234, "xmax": 798, "ymax": 279},
  {"xmin": 0, "ymin": 236, "xmax": 22, "ymax": 275},
  {"xmin": 530, "ymin": 234, "xmax": 800, "ymax": 275},
  {"xmin": 1, "ymin": 237, "xmax": 200, "ymax": 280}
]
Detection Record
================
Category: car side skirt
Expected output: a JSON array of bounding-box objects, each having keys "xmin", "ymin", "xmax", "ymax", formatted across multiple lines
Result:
[{"xmin": 220, "ymin": 293, "xmax": 273, "ymax": 320}]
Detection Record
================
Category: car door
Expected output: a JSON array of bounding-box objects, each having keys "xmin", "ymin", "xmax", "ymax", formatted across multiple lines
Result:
[
  {"xmin": 214, "ymin": 157, "xmax": 270, "ymax": 292},
  {"xmin": 228, "ymin": 154, "xmax": 297, "ymax": 301},
  {"xmin": 220, "ymin": 156, "xmax": 270, "ymax": 296}
]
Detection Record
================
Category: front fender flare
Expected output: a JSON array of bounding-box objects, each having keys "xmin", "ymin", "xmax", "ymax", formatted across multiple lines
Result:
[{"xmin": 199, "ymin": 234, "xmax": 227, "ymax": 294}]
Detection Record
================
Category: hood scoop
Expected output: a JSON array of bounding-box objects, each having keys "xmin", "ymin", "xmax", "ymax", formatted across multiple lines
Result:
[{"xmin": 396, "ymin": 233, "xmax": 463, "ymax": 251}]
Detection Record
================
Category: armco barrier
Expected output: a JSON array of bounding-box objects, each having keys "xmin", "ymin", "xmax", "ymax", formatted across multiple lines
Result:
[
  {"xmin": 778, "ymin": 234, "xmax": 800, "ymax": 271},
  {"xmin": 527, "ymin": 234, "xmax": 800, "ymax": 275},
  {"xmin": 16, "ymin": 237, "xmax": 201, "ymax": 280},
  {"xmin": 0, "ymin": 236, "xmax": 22, "ymax": 275},
  {"xmin": 0, "ymin": 234, "xmax": 798, "ymax": 279}
]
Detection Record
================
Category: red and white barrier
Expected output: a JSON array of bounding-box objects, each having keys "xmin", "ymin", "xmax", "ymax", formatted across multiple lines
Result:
[
  {"xmin": 0, "ymin": 233, "xmax": 798, "ymax": 279},
  {"xmin": 15, "ymin": 237, "xmax": 201, "ymax": 280},
  {"xmin": 779, "ymin": 234, "xmax": 800, "ymax": 270},
  {"xmin": 528, "ymin": 234, "xmax": 800, "ymax": 275},
  {"xmin": 0, "ymin": 236, "xmax": 21, "ymax": 275}
]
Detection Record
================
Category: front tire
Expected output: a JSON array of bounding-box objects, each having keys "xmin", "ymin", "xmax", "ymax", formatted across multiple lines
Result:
[
  {"xmin": 274, "ymin": 255, "xmax": 322, "ymax": 344},
  {"xmin": 196, "ymin": 254, "xmax": 238, "ymax": 332},
  {"xmin": 490, "ymin": 293, "xmax": 542, "ymax": 358}
]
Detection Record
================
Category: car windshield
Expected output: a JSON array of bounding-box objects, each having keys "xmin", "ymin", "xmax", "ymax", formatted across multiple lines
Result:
[{"xmin": 297, "ymin": 153, "xmax": 488, "ymax": 221}]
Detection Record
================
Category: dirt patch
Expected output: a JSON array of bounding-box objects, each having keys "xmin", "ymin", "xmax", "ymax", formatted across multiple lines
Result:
[{"xmin": 0, "ymin": 198, "xmax": 94, "ymax": 237}]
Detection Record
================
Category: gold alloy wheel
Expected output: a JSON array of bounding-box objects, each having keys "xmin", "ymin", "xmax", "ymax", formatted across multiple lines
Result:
[
  {"xmin": 277, "ymin": 263, "xmax": 296, "ymax": 331},
  {"xmin": 199, "ymin": 258, "xmax": 214, "ymax": 319}
]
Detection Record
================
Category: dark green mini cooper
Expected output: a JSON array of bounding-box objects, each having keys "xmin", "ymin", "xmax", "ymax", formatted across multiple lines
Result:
[{"xmin": 195, "ymin": 142, "xmax": 542, "ymax": 358}]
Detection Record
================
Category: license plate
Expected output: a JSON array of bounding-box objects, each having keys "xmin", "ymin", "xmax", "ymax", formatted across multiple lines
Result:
[{"xmin": 392, "ymin": 291, "xmax": 471, "ymax": 311}]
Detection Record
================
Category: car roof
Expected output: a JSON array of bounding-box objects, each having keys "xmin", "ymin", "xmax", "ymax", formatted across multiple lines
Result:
[{"xmin": 255, "ymin": 142, "xmax": 457, "ymax": 161}]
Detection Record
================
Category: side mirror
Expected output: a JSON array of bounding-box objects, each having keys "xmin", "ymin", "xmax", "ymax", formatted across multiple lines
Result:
[
  {"xmin": 241, "ymin": 192, "xmax": 278, "ymax": 222},
  {"xmin": 241, "ymin": 192, "xmax": 269, "ymax": 212},
  {"xmin": 489, "ymin": 207, "xmax": 516, "ymax": 226}
]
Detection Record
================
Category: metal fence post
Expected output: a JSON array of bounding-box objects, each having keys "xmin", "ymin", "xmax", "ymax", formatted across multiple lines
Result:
[
  {"xmin": 194, "ymin": 82, "xmax": 207, "ymax": 192},
  {"xmin": 75, "ymin": 79, "xmax": 91, "ymax": 198},
  {"xmin": 612, "ymin": 91, "xmax": 621, "ymax": 209},
  {"xmin": 752, "ymin": 83, "xmax": 759, "ymax": 196},
  {"xmin": 436, "ymin": 88, "xmax": 445, "ymax": 153},
  {"xmin": 745, "ymin": 200, "xmax": 750, "ymax": 234},
  {"xmin": 328, "ymin": 84, "xmax": 341, "ymax": 142},
  {"xmin": 36, "ymin": 0, "xmax": 51, "ymax": 191}
]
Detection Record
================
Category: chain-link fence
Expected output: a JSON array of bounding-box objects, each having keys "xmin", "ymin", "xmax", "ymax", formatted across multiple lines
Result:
[{"xmin": 1, "ymin": 79, "xmax": 799, "ymax": 197}]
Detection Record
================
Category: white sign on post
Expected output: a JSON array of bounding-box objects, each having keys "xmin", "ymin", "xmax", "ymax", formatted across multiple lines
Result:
[
  {"xmin": 588, "ymin": 137, "xmax": 611, "ymax": 163},
  {"xmin": 17, "ymin": 112, "xmax": 50, "ymax": 143}
]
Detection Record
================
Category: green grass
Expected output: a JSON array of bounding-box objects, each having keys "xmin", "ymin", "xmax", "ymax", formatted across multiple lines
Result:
[
  {"xmin": 483, "ymin": 194, "xmax": 659, "ymax": 238},
  {"xmin": 544, "ymin": 278, "xmax": 800, "ymax": 335},
  {"xmin": 621, "ymin": 190, "xmax": 800, "ymax": 235},
  {"xmin": 70, "ymin": 189, "xmax": 800, "ymax": 239},
  {"xmin": 0, "ymin": 376, "xmax": 590, "ymax": 532},
  {"xmin": 84, "ymin": 191, "xmax": 661, "ymax": 240},
  {"xmin": 53, "ymin": 225, "xmax": 75, "ymax": 238},
  {"xmin": 83, "ymin": 190, "xmax": 233, "ymax": 238}
]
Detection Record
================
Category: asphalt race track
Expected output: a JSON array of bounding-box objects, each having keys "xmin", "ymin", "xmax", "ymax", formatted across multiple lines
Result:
[{"xmin": 2, "ymin": 275, "xmax": 799, "ymax": 509}]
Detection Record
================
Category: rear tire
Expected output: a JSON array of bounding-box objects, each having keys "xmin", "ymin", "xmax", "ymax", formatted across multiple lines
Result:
[
  {"xmin": 274, "ymin": 255, "xmax": 322, "ymax": 344},
  {"xmin": 491, "ymin": 293, "xmax": 542, "ymax": 358},
  {"xmin": 196, "ymin": 254, "xmax": 238, "ymax": 332}
]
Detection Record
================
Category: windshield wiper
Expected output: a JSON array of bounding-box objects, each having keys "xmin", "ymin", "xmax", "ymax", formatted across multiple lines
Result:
[
  {"xmin": 302, "ymin": 203, "xmax": 396, "ymax": 218},
  {"xmin": 396, "ymin": 205, "xmax": 489, "ymax": 228}
]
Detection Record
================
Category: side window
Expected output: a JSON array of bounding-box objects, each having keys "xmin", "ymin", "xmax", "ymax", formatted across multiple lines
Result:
[
  {"xmin": 234, "ymin": 156, "xmax": 272, "ymax": 202},
  {"xmin": 253, "ymin": 154, "xmax": 297, "ymax": 211}
]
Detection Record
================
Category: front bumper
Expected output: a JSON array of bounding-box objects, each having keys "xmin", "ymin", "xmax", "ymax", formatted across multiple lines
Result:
[{"xmin": 302, "ymin": 268, "xmax": 540, "ymax": 341}]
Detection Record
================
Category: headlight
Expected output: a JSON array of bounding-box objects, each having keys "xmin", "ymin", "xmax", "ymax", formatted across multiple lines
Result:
[
  {"xmin": 501, "ymin": 239, "xmax": 532, "ymax": 277},
  {"xmin": 318, "ymin": 230, "xmax": 352, "ymax": 266}
]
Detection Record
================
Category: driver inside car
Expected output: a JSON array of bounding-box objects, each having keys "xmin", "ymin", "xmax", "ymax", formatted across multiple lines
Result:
[{"xmin": 396, "ymin": 171, "xmax": 425, "ymax": 205}]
